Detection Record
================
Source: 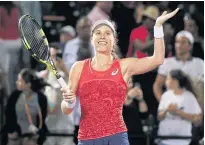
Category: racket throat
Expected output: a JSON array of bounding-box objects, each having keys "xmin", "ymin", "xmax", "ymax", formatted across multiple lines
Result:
[{"xmin": 46, "ymin": 58, "xmax": 61, "ymax": 79}]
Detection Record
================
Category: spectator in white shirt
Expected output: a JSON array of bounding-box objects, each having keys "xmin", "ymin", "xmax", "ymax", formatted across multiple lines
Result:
[
  {"xmin": 63, "ymin": 17, "xmax": 94, "ymax": 71},
  {"xmin": 157, "ymin": 69, "xmax": 202, "ymax": 145},
  {"xmin": 87, "ymin": 2, "xmax": 113, "ymax": 24},
  {"xmin": 153, "ymin": 30, "xmax": 204, "ymax": 102}
]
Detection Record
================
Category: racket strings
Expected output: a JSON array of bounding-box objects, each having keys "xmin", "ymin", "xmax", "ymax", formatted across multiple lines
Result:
[{"xmin": 21, "ymin": 17, "xmax": 48, "ymax": 61}]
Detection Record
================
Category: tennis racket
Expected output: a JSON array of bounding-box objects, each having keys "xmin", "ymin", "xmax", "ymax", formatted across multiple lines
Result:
[{"xmin": 18, "ymin": 14, "xmax": 68, "ymax": 88}]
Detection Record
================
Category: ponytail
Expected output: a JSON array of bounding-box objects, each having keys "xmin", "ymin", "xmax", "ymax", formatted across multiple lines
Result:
[
  {"xmin": 20, "ymin": 68, "xmax": 50, "ymax": 92},
  {"xmin": 183, "ymin": 76, "xmax": 195, "ymax": 95}
]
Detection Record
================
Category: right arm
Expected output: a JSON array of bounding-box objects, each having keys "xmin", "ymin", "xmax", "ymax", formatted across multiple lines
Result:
[
  {"xmin": 153, "ymin": 74, "xmax": 166, "ymax": 101},
  {"xmin": 158, "ymin": 109, "xmax": 168, "ymax": 121},
  {"xmin": 157, "ymin": 92, "xmax": 168, "ymax": 121},
  {"xmin": 61, "ymin": 61, "xmax": 84, "ymax": 115}
]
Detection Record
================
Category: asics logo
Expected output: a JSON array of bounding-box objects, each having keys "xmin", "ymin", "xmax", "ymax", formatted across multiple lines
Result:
[{"xmin": 111, "ymin": 69, "xmax": 118, "ymax": 76}]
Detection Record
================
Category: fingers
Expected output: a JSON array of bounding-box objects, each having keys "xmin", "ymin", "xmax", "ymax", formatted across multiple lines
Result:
[
  {"xmin": 63, "ymin": 94, "xmax": 76, "ymax": 103},
  {"xmin": 62, "ymin": 91, "xmax": 75, "ymax": 99},
  {"xmin": 61, "ymin": 88, "xmax": 74, "ymax": 93},
  {"xmin": 61, "ymin": 88, "xmax": 76, "ymax": 103},
  {"xmin": 161, "ymin": 11, "xmax": 167, "ymax": 16},
  {"xmin": 64, "ymin": 97, "xmax": 76, "ymax": 104},
  {"xmin": 166, "ymin": 8, "xmax": 180, "ymax": 19}
]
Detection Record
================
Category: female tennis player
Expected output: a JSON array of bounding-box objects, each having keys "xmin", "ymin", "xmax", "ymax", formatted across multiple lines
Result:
[{"xmin": 61, "ymin": 8, "xmax": 179, "ymax": 145}]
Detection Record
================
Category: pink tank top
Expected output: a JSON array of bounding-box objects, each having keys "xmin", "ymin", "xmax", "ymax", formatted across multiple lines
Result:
[{"xmin": 77, "ymin": 58, "xmax": 128, "ymax": 140}]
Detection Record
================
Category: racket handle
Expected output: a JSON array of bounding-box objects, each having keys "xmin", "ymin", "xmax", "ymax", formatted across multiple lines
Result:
[{"xmin": 57, "ymin": 77, "xmax": 68, "ymax": 88}]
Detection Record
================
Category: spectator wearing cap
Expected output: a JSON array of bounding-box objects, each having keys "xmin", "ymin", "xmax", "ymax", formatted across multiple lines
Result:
[
  {"xmin": 59, "ymin": 25, "xmax": 76, "ymax": 53},
  {"xmin": 127, "ymin": 5, "xmax": 159, "ymax": 58},
  {"xmin": 126, "ymin": 6, "xmax": 160, "ymax": 119},
  {"xmin": 153, "ymin": 30, "xmax": 204, "ymax": 104}
]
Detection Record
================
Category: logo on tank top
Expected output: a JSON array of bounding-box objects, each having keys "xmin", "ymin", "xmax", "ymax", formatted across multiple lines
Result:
[{"xmin": 111, "ymin": 69, "xmax": 119, "ymax": 76}]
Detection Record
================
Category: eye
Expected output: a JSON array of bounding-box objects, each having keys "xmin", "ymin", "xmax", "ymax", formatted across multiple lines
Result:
[
  {"xmin": 96, "ymin": 32, "xmax": 100, "ymax": 35},
  {"xmin": 106, "ymin": 32, "xmax": 111, "ymax": 35}
]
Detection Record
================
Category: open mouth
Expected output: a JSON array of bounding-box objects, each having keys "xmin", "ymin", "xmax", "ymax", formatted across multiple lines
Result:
[{"xmin": 98, "ymin": 41, "xmax": 107, "ymax": 45}]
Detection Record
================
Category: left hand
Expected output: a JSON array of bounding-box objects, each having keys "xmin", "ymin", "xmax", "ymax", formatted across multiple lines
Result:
[
  {"xmin": 155, "ymin": 8, "xmax": 180, "ymax": 27},
  {"xmin": 127, "ymin": 87, "xmax": 143, "ymax": 100},
  {"xmin": 167, "ymin": 103, "xmax": 178, "ymax": 112}
]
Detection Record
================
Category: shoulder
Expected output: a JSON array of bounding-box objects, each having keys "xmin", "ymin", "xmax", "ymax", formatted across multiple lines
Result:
[
  {"xmin": 6, "ymin": 90, "xmax": 22, "ymax": 107},
  {"xmin": 70, "ymin": 60, "xmax": 86, "ymax": 76},
  {"xmin": 161, "ymin": 90, "xmax": 173, "ymax": 100},
  {"xmin": 159, "ymin": 57, "xmax": 176, "ymax": 68},
  {"xmin": 193, "ymin": 57, "xmax": 204, "ymax": 64},
  {"xmin": 131, "ymin": 25, "xmax": 145, "ymax": 32},
  {"xmin": 163, "ymin": 57, "xmax": 176, "ymax": 64},
  {"xmin": 133, "ymin": 25, "xmax": 147, "ymax": 34},
  {"xmin": 72, "ymin": 60, "xmax": 85, "ymax": 70},
  {"xmin": 9, "ymin": 90, "xmax": 22, "ymax": 101},
  {"xmin": 184, "ymin": 90, "xmax": 196, "ymax": 99},
  {"xmin": 119, "ymin": 58, "xmax": 129, "ymax": 69},
  {"xmin": 192, "ymin": 57, "xmax": 204, "ymax": 72}
]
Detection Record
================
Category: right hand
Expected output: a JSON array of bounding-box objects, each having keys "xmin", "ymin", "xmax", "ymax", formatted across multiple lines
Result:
[
  {"xmin": 167, "ymin": 103, "xmax": 178, "ymax": 113},
  {"xmin": 127, "ymin": 87, "xmax": 143, "ymax": 99},
  {"xmin": 155, "ymin": 8, "xmax": 180, "ymax": 27},
  {"xmin": 61, "ymin": 88, "xmax": 76, "ymax": 104}
]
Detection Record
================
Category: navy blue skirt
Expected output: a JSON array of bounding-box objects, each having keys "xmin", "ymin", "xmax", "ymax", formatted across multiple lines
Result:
[{"xmin": 78, "ymin": 132, "xmax": 130, "ymax": 145}]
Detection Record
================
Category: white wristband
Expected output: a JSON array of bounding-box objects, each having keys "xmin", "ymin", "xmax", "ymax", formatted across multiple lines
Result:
[
  {"xmin": 64, "ymin": 99, "xmax": 76, "ymax": 108},
  {"xmin": 154, "ymin": 25, "xmax": 164, "ymax": 38}
]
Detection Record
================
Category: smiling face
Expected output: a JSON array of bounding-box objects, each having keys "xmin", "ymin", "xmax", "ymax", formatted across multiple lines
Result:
[{"xmin": 91, "ymin": 23, "xmax": 115, "ymax": 54}]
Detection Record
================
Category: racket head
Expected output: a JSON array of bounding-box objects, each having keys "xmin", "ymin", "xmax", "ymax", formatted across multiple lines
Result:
[
  {"xmin": 18, "ymin": 14, "xmax": 50, "ymax": 62},
  {"xmin": 18, "ymin": 15, "xmax": 61, "ymax": 79}
]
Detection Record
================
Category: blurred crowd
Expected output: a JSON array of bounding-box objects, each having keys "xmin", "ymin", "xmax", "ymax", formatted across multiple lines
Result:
[{"xmin": 0, "ymin": 1, "xmax": 204, "ymax": 145}]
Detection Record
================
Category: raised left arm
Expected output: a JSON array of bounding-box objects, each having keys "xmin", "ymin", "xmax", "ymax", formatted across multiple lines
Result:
[{"xmin": 122, "ymin": 8, "xmax": 179, "ymax": 78}]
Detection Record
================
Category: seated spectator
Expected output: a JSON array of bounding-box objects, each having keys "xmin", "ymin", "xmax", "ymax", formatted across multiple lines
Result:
[
  {"xmin": 123, "ymin": 78, "xmax": 148, "ymax": 145},
  {"xmin": 3, "ymin": 68, "xmax": 48, "ymax": 145},
  {"xmin": 157, "ymin": 69, "xmax": 202, "ymax": 145}
]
